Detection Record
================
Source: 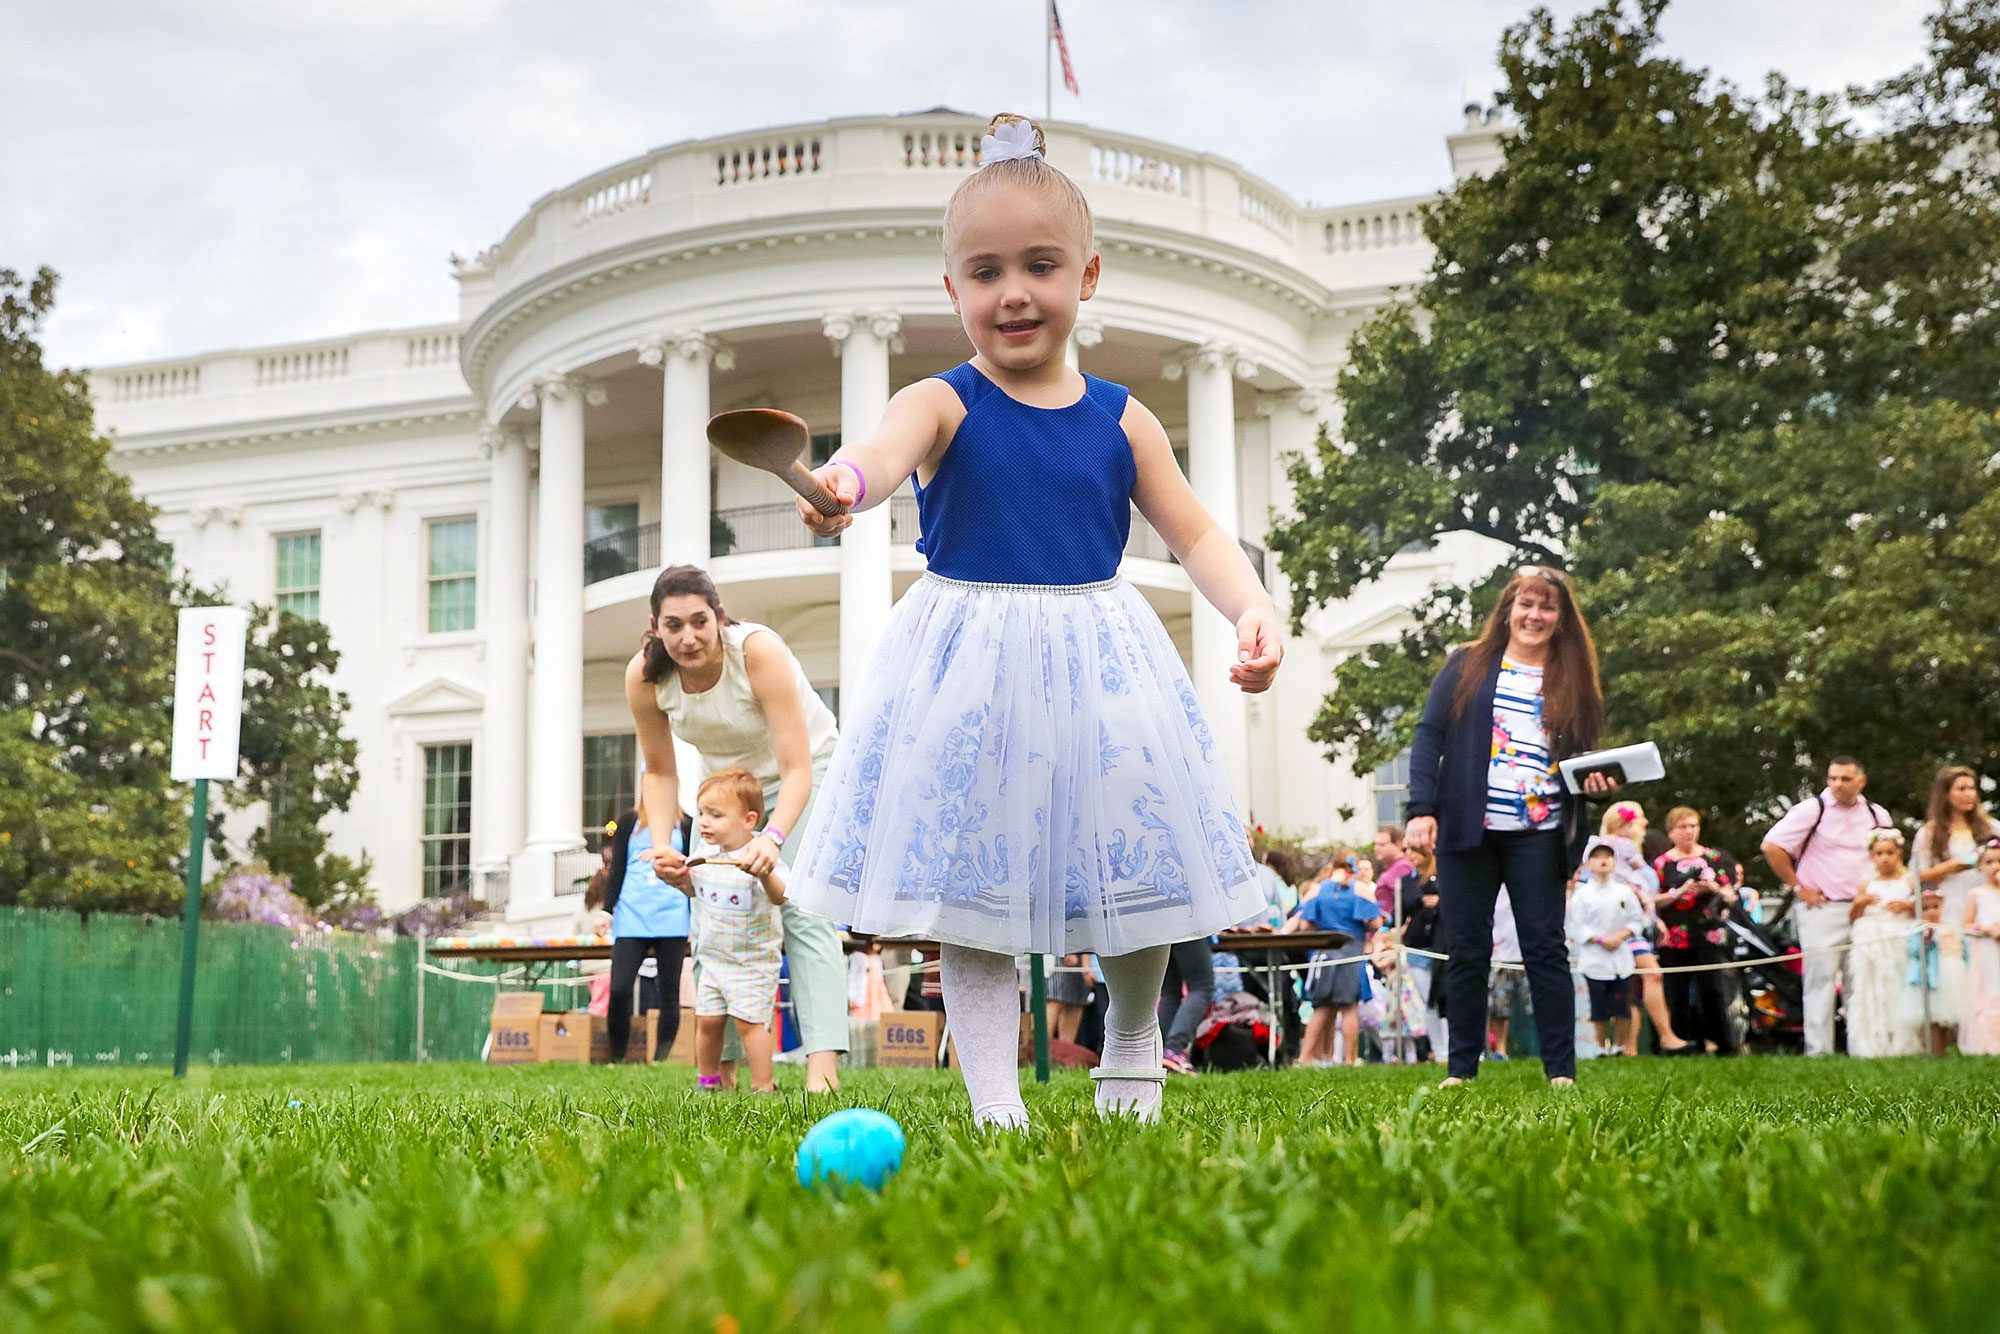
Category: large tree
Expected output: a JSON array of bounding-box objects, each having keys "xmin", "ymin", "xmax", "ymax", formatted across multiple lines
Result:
[
  {"xmin": 1, "ymin": 267, "xmax": 188, "ymax": 912},
  {"xmin": 1269, "ymin": 0, "xmax": 2000, "ymax": 858},
  {"xmin": 2, "ymin": 268, "xmax": 370, "ymax": 913},
  {"xmin": 215, "ymin": 609, "xmax": 370, "ymax": 910}
]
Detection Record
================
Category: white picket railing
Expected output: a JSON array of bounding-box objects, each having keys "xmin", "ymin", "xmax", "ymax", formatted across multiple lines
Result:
[
  {"xmin": 1090, "ymin": 140, "xmax": 1190, "ymax": 196},
  {"xmin": 715, "ymin": 135, "xmax": 823, "ymax": 186},
  {"xmin": 104, "ymin": 364, "xmax": 201, "ymax": 403},
  {"xmin": 574, "ymin": 167, "xmax": 652, "ymax": 224},
  {"xmin": 255, "ymin": 345, "xmax": 350, "ymax": 386}
]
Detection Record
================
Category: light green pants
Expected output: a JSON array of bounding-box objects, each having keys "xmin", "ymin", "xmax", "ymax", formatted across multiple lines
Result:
[{"xmin": 717, "ymin": 764, "xmax": 850, "ymax": 1058}]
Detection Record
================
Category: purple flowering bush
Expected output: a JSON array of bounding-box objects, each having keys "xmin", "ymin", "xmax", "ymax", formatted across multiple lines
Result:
[
  {"xmin": 210, "ymin": 866, "xmax": 317, "ymax": 931},
  {"xmin": 210, "ymin": 867, "xmax": 482, "ymax": 938}
]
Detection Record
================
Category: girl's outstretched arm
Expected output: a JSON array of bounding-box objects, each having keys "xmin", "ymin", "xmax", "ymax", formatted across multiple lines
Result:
[
  {"xmin": 1125, "ymin": 396, "xmax": 1283, "ymax": 693},
  {"xmin": 795, "ymin": 379, "xmax": 959, "ymax": 535}
]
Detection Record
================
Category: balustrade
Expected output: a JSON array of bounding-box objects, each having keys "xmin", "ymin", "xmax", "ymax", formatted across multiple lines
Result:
[
  {"xmin": 716, "ymin": 136, "xmax": 822, "ymax": 186},
  {"xmin": 1238, "ymin": 183, "xmax": 1297, "ymax": 240},
  {"xmin": 1090, "ymin": 141, "xmax": 1190, "ymax": 196},
  {"xmin": 1321, "ymin": 205, "xmax": 1426, "ymax": 253},
  {"xmin": 903, "ymin": 128, "xmax": 980, "ymax": 170},
  {"xmin": 574, "ymin": 168, "xmax": 651, "ymax": 224},
  {"xmin": 105, "ymin": 364, "xmax": 201, "ymax": 402},
  {"xmin": 254, "ymin": 345, "xmax": 350, "ymax": 386},
  {"xmin": 404, "ymin": 332, "xmax": 458, "ymax": 368}
]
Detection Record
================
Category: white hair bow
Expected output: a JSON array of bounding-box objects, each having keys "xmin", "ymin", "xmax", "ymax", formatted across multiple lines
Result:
[{"xmin": 980, "ymin": 120, "xmax": 1042, "ymax": 164}]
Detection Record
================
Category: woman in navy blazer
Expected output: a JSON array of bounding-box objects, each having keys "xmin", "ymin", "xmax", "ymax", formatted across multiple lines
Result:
[{"xmin": 1405, "ymin": 567, "xmax": 1615, "ymax": 1087}]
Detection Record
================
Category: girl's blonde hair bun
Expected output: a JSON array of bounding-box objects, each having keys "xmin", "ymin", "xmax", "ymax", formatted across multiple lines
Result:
[{"xmin": 984, "ymin": 112, "xmax": 1047, "ymax": 157}]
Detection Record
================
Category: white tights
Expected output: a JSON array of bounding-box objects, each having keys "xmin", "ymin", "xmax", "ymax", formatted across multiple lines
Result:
[{"xmin": 941, "ymin": 942, "xmax": 1170, "ymax": 1128}]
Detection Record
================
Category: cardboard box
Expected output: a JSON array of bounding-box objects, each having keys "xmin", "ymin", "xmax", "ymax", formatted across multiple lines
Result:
[
  {"xmin": 488, "ymin": 991, "xmax": 544, "ymax": 1064},
  {"xmin": 662, "ymin": 1007, "xmax": 697, "ymax": 1065},
  {"xmin": 588, "ymin": 1011, "xmax": 658, "ymax": 1064},
  {"xmin": 877, "ymin": 1010, "xmax": 943, "ymax": 1068},
  {"xmin": 538, "ymin": 1012, "xmax": 591, "ymax": 1064}
]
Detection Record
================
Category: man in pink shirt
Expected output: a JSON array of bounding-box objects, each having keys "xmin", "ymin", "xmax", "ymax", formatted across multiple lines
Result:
[
  {"xmin": 1760, "ymin": 757, "xmax": 1895, "ymax": 1055},
  {"xmin": 1374, "ymin": 825, "xmax": 1417, "ymax": 920}
]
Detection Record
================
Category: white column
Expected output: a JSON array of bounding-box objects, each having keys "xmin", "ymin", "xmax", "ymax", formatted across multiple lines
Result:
[
  {"xmin": 480, "ymin": 422, "xmax": 531, "ymax": 870},
  {"xmin": 1178, "ymin": 343, "xmax": 1257, "ymax": 809},
  {"xmin": 641, "ymin": 332, "xmax": 734, "ymax": 568},
  {"xmin": 825, "ymin": 311, "xmax": 900, "ymax": 723},
  {"xmin": 526, "ymin": 374, "xmax": 590, "ymax": 852}
]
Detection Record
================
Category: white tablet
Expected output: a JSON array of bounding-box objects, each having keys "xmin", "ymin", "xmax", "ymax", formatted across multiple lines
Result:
[{"xmin": 1558, "ymin": 742, "xmax": 1664, "ymax": 795}]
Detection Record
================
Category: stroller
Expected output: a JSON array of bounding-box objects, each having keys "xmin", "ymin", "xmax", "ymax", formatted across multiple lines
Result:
[
  {"xmin": 1192, "ymin": 988, "xmax": 1276, "ymax": 1071},
  {"xmin": 1715, "ymin": 902, "xmax": 1807, "ymax": 1053}
]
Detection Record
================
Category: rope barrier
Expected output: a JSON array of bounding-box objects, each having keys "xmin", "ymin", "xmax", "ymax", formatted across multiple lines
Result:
[{"xmin": 424, "ymin": 918, "xmax": 1934, "ymax": 992}]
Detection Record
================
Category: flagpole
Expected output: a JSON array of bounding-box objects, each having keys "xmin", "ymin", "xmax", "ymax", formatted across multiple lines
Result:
[{"xmin": 1045, "ymin": 0, "xmax": 1053, "ymax": 120}]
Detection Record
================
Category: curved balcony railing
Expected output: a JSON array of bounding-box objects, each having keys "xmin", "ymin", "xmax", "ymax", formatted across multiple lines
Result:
[
  {"xmin": 582, "ymin": 497, "xmax": 1266, "ymax": 587},
  {"xmin": 460, "ymin": 113, "xmax": 1436, "ymax": 317}
]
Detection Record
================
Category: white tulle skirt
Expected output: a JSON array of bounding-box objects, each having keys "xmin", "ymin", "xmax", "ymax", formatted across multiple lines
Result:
[{"xmin": 789, "ymin": 573, "xmax": 1263, "ymax": 956}]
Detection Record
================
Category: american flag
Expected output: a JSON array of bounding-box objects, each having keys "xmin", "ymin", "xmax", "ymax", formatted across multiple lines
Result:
[{"xmin": 1050, "ymin": 1, "xmax": 1080, "ymax": 96}]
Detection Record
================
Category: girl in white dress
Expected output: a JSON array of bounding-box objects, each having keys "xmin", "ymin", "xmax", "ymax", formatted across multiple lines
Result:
[
  {"xmin": 783, "ymin": 114, "xmax": 1283, "ymax": 1127},
  {"xmin": 1843, "ymin": 828, "xmax": 1924, "ymax": 1058},
  {"xmin": 1959, "ymin": 841, "xmax": 2000, "ymax": 1055}
]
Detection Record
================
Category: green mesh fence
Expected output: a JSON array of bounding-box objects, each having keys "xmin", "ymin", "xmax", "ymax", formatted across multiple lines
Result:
[{"xmin": 0, "ymin": 908, "xmax": 590, "ymax": 1070}]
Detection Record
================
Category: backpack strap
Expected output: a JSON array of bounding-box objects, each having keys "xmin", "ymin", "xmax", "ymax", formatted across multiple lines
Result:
[{"xmin": 1794, "ymin": 794, "xmax": 1829, "ymax": 862}]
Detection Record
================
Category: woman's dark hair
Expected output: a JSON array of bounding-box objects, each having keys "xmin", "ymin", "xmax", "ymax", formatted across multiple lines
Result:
[
  {"xmin": 1449, "ymin": 568, "xmax": 1603, "ymax": 757},
  {"xmin": 1924, "ymin": 764, "xmax": 1995, "ymax": 863},
  {"xmin": 641, "ymin": 565, "xmax": 732, "ymax": 684}
]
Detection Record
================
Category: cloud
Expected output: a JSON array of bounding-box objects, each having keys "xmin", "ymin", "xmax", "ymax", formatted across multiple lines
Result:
[{"xmin": 6, "ymin": 0, "xmax": 1936, "ymax": 369}]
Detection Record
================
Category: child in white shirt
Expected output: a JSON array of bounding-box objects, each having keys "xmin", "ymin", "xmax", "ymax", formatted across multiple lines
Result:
[
  {"xmin": 1568, "ymin": 838, "xmax": 1650, "ymax": 1054},
  {"xmin": 664, "ymin": 767, "xmax": 787, "ymax": 1092}
]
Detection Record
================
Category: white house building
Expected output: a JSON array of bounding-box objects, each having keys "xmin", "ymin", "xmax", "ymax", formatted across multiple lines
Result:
[{"xmin": 92, "ymin": 108, "xmax": 1512, "ymax": 928}]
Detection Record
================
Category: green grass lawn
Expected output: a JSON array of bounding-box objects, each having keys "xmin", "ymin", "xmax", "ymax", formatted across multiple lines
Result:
[{"xmin": 3, "ymin": 1057, "xmax": 1997, "ymax": 1333}]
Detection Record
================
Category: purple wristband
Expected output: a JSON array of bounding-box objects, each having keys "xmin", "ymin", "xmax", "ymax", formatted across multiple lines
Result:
[{"xmin": 832, "ymin": 459, "xmax": 866, "ymax": 505}]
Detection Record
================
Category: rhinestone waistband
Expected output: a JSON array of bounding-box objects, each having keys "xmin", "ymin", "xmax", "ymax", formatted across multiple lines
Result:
[{"xmin": 920, "ymin": 572, "xmax": 1125, "ymax": 596}]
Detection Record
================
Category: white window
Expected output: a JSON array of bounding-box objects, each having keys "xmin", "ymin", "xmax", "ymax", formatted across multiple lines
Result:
[
  {"xmin": 426, "ymin": 517, "xmax": 477, "ymax": 633},
  {"xmin": 583, "ymin": 733, "xmax": 638, "ymax": 850},
  {"xmin": 274, "ymin": 531, "xmax": 321, "ymax": 621},
  {"xmin": 1373, "ymin": 748, "xmax": 1413, "ymax": 828},
  {"xmin": 420, "ymin": 742, "xmax": 474, "ymax": 896}
]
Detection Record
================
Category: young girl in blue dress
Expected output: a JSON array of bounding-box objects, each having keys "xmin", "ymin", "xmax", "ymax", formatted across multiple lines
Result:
[{"xmin": 783, "ymin": 113, "xmax": 1284, "ymax": 1127}]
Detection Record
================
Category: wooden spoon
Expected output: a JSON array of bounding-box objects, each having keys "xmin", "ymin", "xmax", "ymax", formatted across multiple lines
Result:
[{"xmin": 706, "ymin": 408, "xmax": 843, "ymax": 517}]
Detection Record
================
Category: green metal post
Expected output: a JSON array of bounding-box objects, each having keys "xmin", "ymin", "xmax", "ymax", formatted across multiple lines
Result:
[
  {"xmin": 173, "ymin": 778, "xmax": 209, "ymax": 1078},
  {"xmin": 1029, "ymin": 953, "xmax": 1050, "ymax": 1083}
]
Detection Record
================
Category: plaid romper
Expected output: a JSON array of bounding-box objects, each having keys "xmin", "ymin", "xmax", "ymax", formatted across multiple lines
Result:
[{"xmin": 691, "ymin": 850, "xmax": 784, "ymax": 1024}]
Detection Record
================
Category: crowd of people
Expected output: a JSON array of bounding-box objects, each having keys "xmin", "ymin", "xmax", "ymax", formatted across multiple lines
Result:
[{"xmin": 1133, "ymin": 756, "xmax": 1999, "ymax": 1073}]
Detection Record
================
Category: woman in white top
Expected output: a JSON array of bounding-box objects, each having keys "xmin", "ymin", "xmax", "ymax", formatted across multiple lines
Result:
[
  {"xmin": 625, "ymin": 565, "xmax": 847, "ymax": 1091},
  {"xmin": 1913, "ymin": 765, "xmax": 1995, "ymax": 929}
]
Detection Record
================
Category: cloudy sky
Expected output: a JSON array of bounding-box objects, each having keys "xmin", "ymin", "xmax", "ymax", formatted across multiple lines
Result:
[{"xmin": 5, "ymin": 0, "xmax": 1938, "ymax": 370}]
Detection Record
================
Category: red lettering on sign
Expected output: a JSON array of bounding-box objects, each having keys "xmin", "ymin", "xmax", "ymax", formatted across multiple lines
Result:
[
  {"xmin": 198, "ymin": 684, "xmax": 216, "ymax": 703},
  {"xmin": 199, "ymin": 739, "xmax": 211, "ymax": 758},
  {"xmin": 204, "ymin": 624, "xmax": 217, "ymax": 646},
  {"xmin": 199, "ymin": 710, "xmax": 214, "ymax": 729},
  {"xmin": 203, "ymin": 651, "xmax": 214, "ymax": 671}
]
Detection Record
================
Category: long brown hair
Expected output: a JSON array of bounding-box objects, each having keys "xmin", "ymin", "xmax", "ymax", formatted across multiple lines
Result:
[
  {"xmin": 1924, "ymin": 764, "xmax": 1995, "ymax": 862},
  {"xmin": 641, "ymin": 565, "xmax": 732, "ymax": 685},
  {"xmin": 1449, "ymin": 568, "xmax": 1603, "ymax": 757}
]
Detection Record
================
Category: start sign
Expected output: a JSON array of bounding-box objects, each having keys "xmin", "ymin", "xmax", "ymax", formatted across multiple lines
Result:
[{"xmin": 170, "ymin": 606, "xmax": 249, "ymax": 783}]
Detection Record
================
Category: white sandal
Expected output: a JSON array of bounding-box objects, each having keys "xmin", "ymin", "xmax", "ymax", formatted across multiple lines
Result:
[{"xmin": 1091, "ymin": 1032, "xmax": 1167, "ymax": 1124}]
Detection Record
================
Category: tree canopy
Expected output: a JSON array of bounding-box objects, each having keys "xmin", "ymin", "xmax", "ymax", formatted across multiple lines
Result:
[
  {"xmin": 1268, "ymin": 0, "xmax": 2000, "ymax": 858},
  {"xmin": 1, "ymin": 268, "xmax": 366, "ymax": 913}
]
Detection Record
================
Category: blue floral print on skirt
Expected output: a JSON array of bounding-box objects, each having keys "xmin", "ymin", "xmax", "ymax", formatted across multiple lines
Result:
[{"xmin": 788, "ymin": 573, "xmax": 1263, "ymax": 956}]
